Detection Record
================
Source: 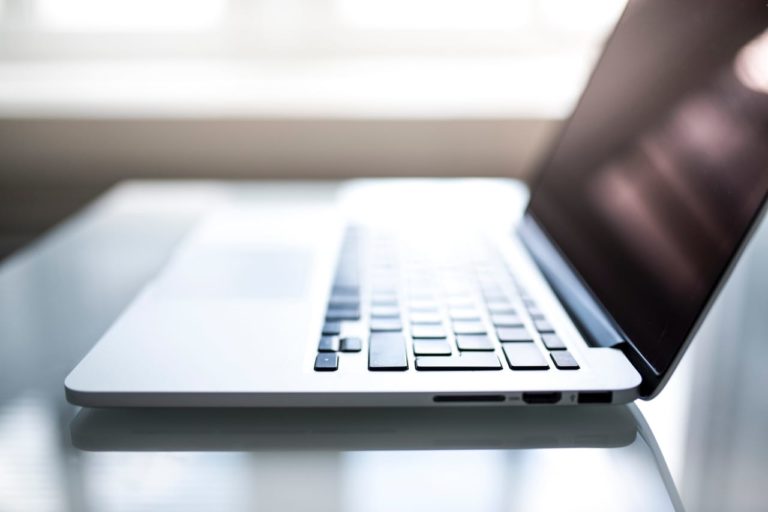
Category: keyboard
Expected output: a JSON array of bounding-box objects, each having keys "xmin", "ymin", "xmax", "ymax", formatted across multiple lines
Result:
[{"xmin": 314, "ymin": 227, "xmax": 580, "ymax": 373}]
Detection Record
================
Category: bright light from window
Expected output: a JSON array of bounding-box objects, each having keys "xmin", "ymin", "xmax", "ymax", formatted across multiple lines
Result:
[
  {"xmin": 336, "ymin": 0, "xmax": 533, "ymax": 30},
  {"xmin": 36, "ymin": 0, "xmax": 225, "ymax": 32},
  {"xmin": 538, "ymin": 0, "xmax": 626, "ymax": 33},
  {"xmin": 736, "ymin": 29, "xmax": 768, "ymax": 94}
]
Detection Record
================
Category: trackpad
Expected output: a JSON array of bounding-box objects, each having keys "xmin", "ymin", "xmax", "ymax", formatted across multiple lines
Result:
[{"xmin": 156, "ymin": 248, "xmax": 312, "ymax": 299}]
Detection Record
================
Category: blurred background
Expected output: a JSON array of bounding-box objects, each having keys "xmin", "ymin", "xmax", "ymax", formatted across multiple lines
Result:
[{"xmin": 0, "ymin": 0, "xmax": 626, "ymax": 259}]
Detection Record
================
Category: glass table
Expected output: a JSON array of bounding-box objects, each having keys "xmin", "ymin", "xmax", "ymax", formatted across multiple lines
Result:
[{"xmin": 2, "ymin": 180, "xmax": 766, "ymax": 512}]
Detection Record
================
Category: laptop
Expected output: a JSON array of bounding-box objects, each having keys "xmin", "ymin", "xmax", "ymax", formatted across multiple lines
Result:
[{"xmin": 65, "ymin": 0, "xmax": 768, "ymax": 407}]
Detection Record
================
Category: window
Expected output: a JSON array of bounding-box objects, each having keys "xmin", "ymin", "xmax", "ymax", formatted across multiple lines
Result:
[
  {"xmin": 1, "ymin": 0, "xmax": 624, "ymax": 57},
  {"xmin": 0, "ymin": 0, "xmax": 625, "ymax": 117}
]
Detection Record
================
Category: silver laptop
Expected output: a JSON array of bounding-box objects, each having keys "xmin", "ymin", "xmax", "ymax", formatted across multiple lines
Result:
[{"xmin": 65, "ymin": 0, "xmax": 768, "ymax": 407}]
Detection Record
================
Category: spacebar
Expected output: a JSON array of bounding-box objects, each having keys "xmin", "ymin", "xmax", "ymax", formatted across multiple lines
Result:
[{"xmin": 416, "ymin": 353, "xmax": 502, "ymax": 370}]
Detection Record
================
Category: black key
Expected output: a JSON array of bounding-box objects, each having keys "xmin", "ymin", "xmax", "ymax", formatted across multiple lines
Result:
[
  {"xmin": 541, "ymin": 333, "xmax": 566, "ymax": 350},
  {"xmin": 333, "ymin": 285, "xmax": 359, "ymax": 296},
  {"xmin": 370, "ymin": 305, "xmax": 400, "ymax": 318},
  {"xmin": 322, "ymin": 321, "xmax": 341, "ymax": 336},
  {"xmin": 409, "ymin": 311, "xmax": 443, "ymax": 324},
  {"xmin": 370, "ymin": 318, "xmax": 403, "ymax": 332},
  {"xmin": 326, "ymin": 307, "xmax": 360, "ymax": 321},
  {"xmin": 452, "ymin": 321, "xmax": 486, "ymax": 335},
  {"xmin": 411, "ymin": 325, "xmax": 447, "ymax": 339},
  {"xmin": 415, "ymin": 353, "xmax": 502, "ymax": 370},
  {"xmin": 329, "ymin": 296, "xmax": 360, "ymax": 308},
  {"xmin": 413, "ymin": 339, "xmax": 452, "ymax": 355},
  {"xmin": 314, "ymin": 353, "xmax": 339, "ymax": 371},
  {"xmin": 503, "ymin": 344, "xmax": 549, "ymax": 370},
  {"xmin": 490, "ymin": 313, "xmax": 523, "ymax": 327},
  {"xmin": 496, "ymin": 327, "xmax": 533, "ymax": 342},
  {"xmin": 340, "ymin": 337, "xmax": 363, "ymax": 352},
  {"xmin": 369, "ymin": 332, "xmax": 408, "ymax": 370},
  {"xmin": 551, "ymin": 351, "xmax": 579, "ymax": 370},
  {"xmin": 456, "ymin": 334, "xmax": 495, "ymax": 351},
  {"xmin": 318, "ymin": 336, "xmax": 340, "ymax": 352},
  {"xmin": 486, "ymin": 302, "xmax": 516, "ymax": 315},
  {"xmin": 449, "ymin": 308, "xmax": 482, "ymax": 321},
  {"xmin": 534, "ymin": 319, "xmax": 554, "ymax": 332}
]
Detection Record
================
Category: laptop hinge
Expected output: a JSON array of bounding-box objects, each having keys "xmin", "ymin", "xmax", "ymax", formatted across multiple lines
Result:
[{"xmin": 517, "ymin": 214, "xmax": 625, "ymax": 349}]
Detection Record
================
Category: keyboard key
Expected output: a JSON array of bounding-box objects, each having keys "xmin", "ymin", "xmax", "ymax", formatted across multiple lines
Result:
[
  {"xmin": 340, "ymin": 337, "xmax": 363, "ymax": 352},
  {"xmin": 370, "ymin": 318, "xmax": 403, "ymax": 332},
  {"xmin": 534, "ymin": 319, "xmax": 555, "ymax": 333},
  {"xmin": 370, "ymin": 306, "xmax": 400, "ymax": 318},
  {"xmin": 452, "ymin": 321, "xmax": 486, "ymax": 335},
  {"xmin": 333, "ymin": 285, "xmax": 359, "ymax": 296},
  {"xmin": 502, "ymin": 344, "xmax": 549, "ymax": 370},
  {"xmin": 409, "ymin": 300, "xmax": 439, "ymax": 311},
  {"xmin": 326, "ymin": 307, "xmax": 360, "ymax": 321},
  {"xmin": 369, "ymin": 333, "xmax": 408, "ymax": 370},
  {"xmin": 322, "ymin": 321, "xmax": 341, "ymax": 336},
  {"xmin": 483, "ymin": 292, "xmax": 508, "ymax": 303},
  {"xmin": 456, "ymin": 334, "xmax": 495, "ymax": 351},
  {"xmin": 541, "ymin": 333, "xmax": 566, "ymax": 350},
  {"xmin": 329, "ymin": 296, "xmax": 360, "ymax": 308},
  {"xmin": 490, "ymin": 313, "xmax": 523, "ymax": 327},
  {"xmin": 314, "ymin": 353, "xmax": 339, "ymax": 371},
  {"xmin": 372, "ymin": 286, "xmax": 398, "ymax": 296},
  {"xmin": 372, "ymin": 295, "xmax": 399, "ymax": 306},
  {"xmin": 411, "ymin": 325, "xmax": 447, "ymax": 339},
  {"xmin": 527, "ymin": 306, "xmax": 545, "ymax": 319},
  {"xmin": 449, "ymin": 308, "xmax": 482, "ymax": 321},
  {"xmin": 415, "ymin": 353, "xmax": 502, "ymax": 371},
  {"xmin": 413, "ymin": 339, "xmax": 452, "ymax": 355},
  {"xmin": 409, "ymin": 311, "xmax": 443, "ymax": 324},
  {"xmin": 496, "ymin": 327, "xmax": 533, "ymax": 342},
  {"xmin": 486, "ymin": 302, "xmax": 516, "ymax": 315},
  {"xmin": 318, "ymin": 336, "xmax": 340, "ymax": 352},
  {"xmin": 551, "ymin": 351, "xmax": 579, "ymax": 370}
]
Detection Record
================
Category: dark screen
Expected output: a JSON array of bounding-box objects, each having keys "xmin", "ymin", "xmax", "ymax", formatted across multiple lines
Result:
[{"xmin": 528, "ymin": 0, "xmax": 768, "ymax": 374}]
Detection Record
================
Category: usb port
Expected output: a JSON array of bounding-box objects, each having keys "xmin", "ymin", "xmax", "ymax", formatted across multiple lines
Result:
[{"xmin": 577, "ymin": 391, "xmax": 613, "ymax": 404}]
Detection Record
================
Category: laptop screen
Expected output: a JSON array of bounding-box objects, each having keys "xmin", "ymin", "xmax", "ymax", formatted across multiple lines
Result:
[{"xmin": 527, "ymin": 0, "xmax": 768, "ymax": 375}]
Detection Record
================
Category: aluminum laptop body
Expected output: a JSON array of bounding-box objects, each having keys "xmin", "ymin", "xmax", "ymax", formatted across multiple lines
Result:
[{"xmin": 65, "ymin": 0, "xmax": 768, "ymax": 407}]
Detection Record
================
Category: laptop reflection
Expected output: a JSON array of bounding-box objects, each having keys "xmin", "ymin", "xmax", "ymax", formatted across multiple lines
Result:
[{"xmin": 70, "ymin": 405, "xmax": 637, "ymax": 452}]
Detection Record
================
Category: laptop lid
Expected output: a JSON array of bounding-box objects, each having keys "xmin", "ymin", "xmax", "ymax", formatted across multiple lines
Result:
[{"xmin": 522, "ymin": 0, "xmax": 768, "ymax": 397}]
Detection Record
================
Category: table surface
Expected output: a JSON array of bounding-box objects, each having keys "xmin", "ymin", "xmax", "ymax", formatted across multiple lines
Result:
[{"xmin": 1, "ymin": 180, "xmax": 767, "ymax": 512}]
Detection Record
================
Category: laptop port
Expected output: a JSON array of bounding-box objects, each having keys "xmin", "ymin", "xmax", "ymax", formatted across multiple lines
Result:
[
  {"xmin": 433, "ymin": 394, "xmax": 506, "ymax": 403},
  {"xmin": 577, "ymin": 391, "xmax": 613, "ymax": 404},
  {"xmin": 522, "ymin": 392, "xmax": 562, "ymax": 404}
]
